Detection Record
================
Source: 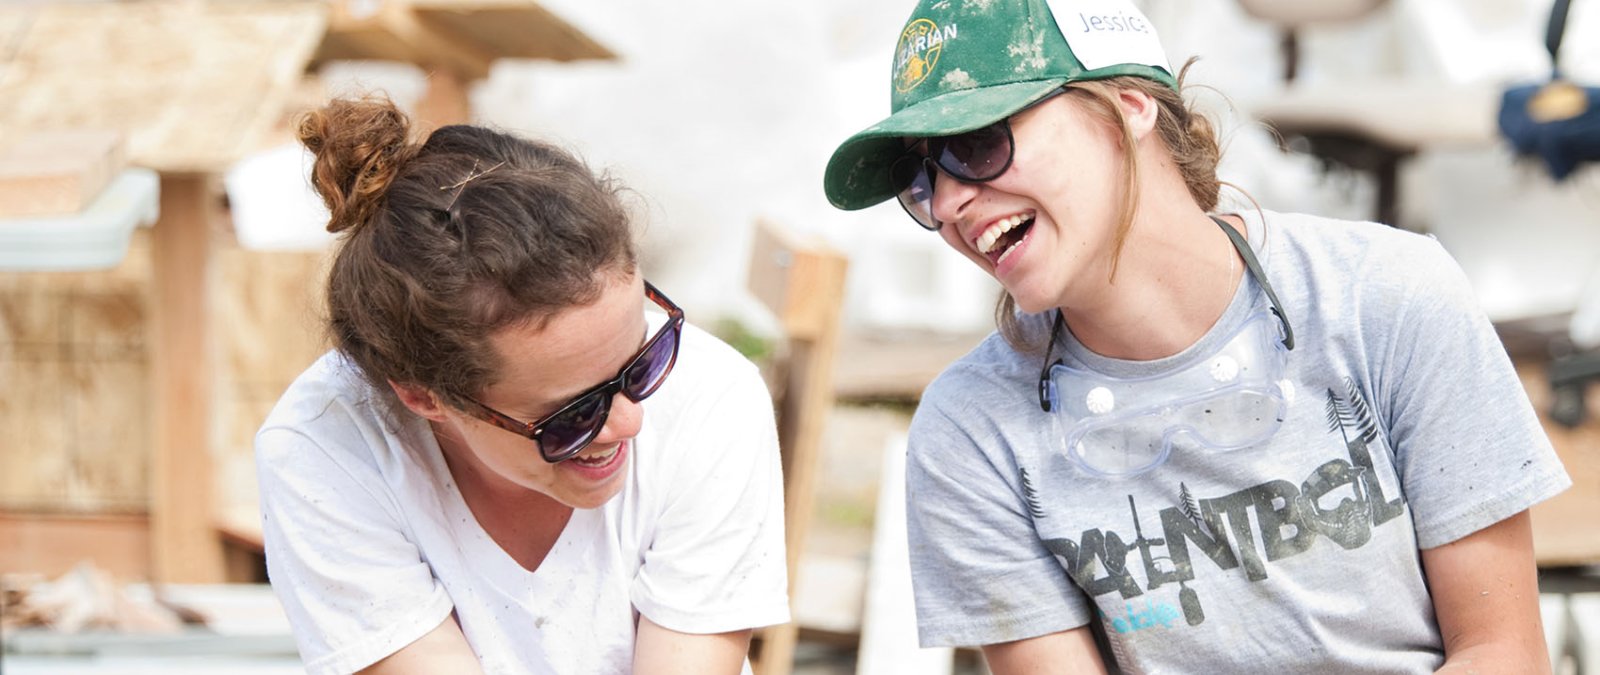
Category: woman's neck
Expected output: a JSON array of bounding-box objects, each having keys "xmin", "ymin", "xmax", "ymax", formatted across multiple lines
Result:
[
  {"xmin": 432, "ymin": 422, "xmax": 574, "ymax": 572},
  {"xmin": 1060, "ymin": 207, "xmax": 1246, "ymax": 361}
]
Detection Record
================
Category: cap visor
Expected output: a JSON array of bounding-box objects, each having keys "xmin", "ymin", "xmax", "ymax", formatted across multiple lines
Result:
[{"xmin": 824, "ymin": 79, "xmax": 1067, "ymax": 210}]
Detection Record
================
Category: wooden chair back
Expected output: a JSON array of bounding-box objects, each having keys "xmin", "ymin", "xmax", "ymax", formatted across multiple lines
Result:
[{"xmin": 745, "ymin": 220, "xmax": 849, "ymax": 675}]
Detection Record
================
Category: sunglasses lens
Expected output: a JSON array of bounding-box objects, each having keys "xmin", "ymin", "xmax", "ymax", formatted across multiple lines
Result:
[
  {"xmin": 936, "ymin": 124, "xmax": 1011, "ymax": 181},
  {"xmin": 541, "ymin": 393, "xmax": 609, "ymax": 461},
  {"xmin": 623, "ymin": 321, "xmax": 679, "ymax": 400},
  {"xmin": 890, "ymin": 156, "xmax": 938, "ymax": 230}
]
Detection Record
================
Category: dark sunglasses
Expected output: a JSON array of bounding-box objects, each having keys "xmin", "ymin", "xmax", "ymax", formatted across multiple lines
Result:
[
  {"xmin": 888, "ymin": 87, "xmax": 1067, "ymax": 231},
  {"xmin": 463, "ymin": 281, "xmax": 684, "ymax": 463}
]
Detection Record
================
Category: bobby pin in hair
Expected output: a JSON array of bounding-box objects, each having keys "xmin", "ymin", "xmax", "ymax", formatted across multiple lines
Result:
[{"xmin": 440, "ymin": 159, "xmax": 506, "ymax": 210}]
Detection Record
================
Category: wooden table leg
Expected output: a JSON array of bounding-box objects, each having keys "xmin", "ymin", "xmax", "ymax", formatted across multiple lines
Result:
[{"xmin": 149, "ymin": 173, "xmax": 225, "ymax": 583}]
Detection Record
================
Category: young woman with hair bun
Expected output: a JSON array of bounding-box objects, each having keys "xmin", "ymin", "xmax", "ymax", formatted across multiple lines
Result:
[{"xmin": 257, "ymin": 96, "xmax": 789, "ymax": 674}]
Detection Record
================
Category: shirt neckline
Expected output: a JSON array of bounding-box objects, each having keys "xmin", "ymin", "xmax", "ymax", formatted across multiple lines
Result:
[{"xmin": 1058, "ymin": 210, "xmax": 1270, "ymax": 379}]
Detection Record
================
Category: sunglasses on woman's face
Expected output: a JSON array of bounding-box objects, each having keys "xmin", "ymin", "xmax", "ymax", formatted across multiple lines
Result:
[
  {"xmin": 888, "ymin": 88, "xmax": 1067, "ymax": 231},
  {"xmin": 463, "ymin": 281, "xmax": 684, "ymax": 463}
]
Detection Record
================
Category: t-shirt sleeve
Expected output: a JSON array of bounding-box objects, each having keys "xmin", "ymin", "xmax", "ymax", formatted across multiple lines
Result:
[
  {"xmin": 256, "ymin": 426, "xmax": 455, "ymax": 675},
  {"xmin": 904, "ymin": 383, "xmax": 1093, "ymax": 648},
  {"xmin": 629, "ymin": 362, "xmax": 790, "ymax": 633},
  {"xmin": 1376, "ymin": 235, "xmax": 1572, "ymax": 549}
]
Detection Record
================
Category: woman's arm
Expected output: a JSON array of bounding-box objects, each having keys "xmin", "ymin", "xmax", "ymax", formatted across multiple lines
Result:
[
  {"xmin": 1421, "ymin": 510, "xmax": 1551, "ymax": 674},
  {"xmin": 357, "ymin": 616, "xmax": 484, "ymax": 675},
  {"xmin": 632, "ymin": 616, "xmax": 752, "ymax": 675},
  {"xmin": 982, "ymin": 627, "xmax": 1108, "ymax": 675}
]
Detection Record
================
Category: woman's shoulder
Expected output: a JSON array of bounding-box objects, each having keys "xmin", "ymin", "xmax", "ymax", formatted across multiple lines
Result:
[
  {"xmin": 255, "ymin": 351, "xmax": 411, "ymax": 473},
  {"xmin": 667, "ymin": 320, "xmax": 765, "ymax": 392},
  {"xmin": 1264, "ymin": 209, "xmax": 1455, "ymax": 273},
  {"xmin": 1260, "ymin": 209, "xmax": 1481, "ymax": 339},
  {"xmin": 919, "ymin": 328, "xmax": 1040, "ymax": 415},
  {"xmin": 1258, "ymin": 209, "xmax": 1469, "ymax": 308},
  {"xmin": 260, "ymin": 351, "xmax": 383, "ymax": 432},
  {"xmin": 645, "ymin": 320, "xmax": 770, "ymax": 418},
  {"xmin": 677, "ymin": 319, "xmax": 764, "ymax": 373}
]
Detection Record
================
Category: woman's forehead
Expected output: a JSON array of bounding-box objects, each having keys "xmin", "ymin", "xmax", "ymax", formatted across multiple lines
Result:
[{"xmin": 482, "ymin": 274, "xmax": 646, "ymax": 407}]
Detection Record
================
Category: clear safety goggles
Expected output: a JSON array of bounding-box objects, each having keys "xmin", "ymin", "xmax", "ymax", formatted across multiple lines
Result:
[{"xmin": 1037, "ymin": 218, "xmax": 1296, "ymax": 477}]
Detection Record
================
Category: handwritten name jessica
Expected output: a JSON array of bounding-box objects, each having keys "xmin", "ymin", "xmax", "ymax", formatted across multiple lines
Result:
[{"xmin": 1077, "ymin": 11, "xmax": 1151, "ymax": 34}]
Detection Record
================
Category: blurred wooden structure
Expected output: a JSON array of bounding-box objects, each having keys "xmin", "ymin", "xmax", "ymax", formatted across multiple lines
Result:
[
  {"xmin": 0, "ymin": 0, "xmax": 329, "ymax": 585},
  {"xmin": 746, "ymin": 221, "xmax": 849, "ymax": 675},
  {"xmin": 1520, "ymin": 360, "xmax": 1600, "ymax": 566},
  {"xmin": 0, "ymin": 131, "xmax": 127, "ymax": 219},
  {"xmin": 314, "ymin": 0, "xmax": 614, "ymax": 127},
  {"xmin": 0, "ymin": 0, "xmax": 614, "ymax": 585},
  {"xmin": 1234, "ymin": 0, "xmax": 1500, "ymax": 230}
]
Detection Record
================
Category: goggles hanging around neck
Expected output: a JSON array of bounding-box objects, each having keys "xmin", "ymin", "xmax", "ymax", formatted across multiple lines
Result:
[{"xmin": 1037, "ymin": 217, "xmax": 1296, "ymax": 478}]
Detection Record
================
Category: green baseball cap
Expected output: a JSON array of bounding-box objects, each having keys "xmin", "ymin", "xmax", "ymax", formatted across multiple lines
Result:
[{"xmin": 824, "ymin": 0, "xmax": 1177, "ymax": 211}]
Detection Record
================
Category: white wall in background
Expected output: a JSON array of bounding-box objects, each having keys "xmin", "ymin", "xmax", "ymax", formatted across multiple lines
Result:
[{"xmin": 226, "ymin": 145, "xmax": 332, "ymax": 251}]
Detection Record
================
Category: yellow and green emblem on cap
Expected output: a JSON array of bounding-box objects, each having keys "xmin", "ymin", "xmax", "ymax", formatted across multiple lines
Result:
[{"xmin": 824, "ymin": 0, "xmax": 1177, "ymax": 211}]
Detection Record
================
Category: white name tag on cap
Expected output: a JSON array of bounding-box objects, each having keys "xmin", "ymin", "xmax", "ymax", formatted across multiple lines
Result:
[{"xmin": 1047, "ymin": 0, "xmax": 1171, "ymax": 72}]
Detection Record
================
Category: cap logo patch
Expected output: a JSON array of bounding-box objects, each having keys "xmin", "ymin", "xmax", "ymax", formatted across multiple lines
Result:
[{"xmin": 895, "ymin": 18, "xmax": 959, "ymax": 93}]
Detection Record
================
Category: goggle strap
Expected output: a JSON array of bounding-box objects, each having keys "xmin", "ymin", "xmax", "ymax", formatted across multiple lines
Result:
[
  {"xmin": 1037, "ymin": 312, "xmax": 1066, "ymax": 412},
  {"xmin": 1212, "ymin": 216, "xmax": 1295, "ymax": 351}
]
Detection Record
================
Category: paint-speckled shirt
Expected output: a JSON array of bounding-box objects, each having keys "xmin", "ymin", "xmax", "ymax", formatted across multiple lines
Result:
[
  {"xmin": 257, "ymin": 318, "xmax": 789, "ymax": 675},
  {"xmin": 906, "ymin": 209, "xmax": 1570, "ymax": 673}
]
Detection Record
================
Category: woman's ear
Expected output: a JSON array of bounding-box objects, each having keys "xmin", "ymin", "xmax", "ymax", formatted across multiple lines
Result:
[
  {"xmin": 390, "ymin": 381, "xmax": 450, "ymax": 422},
  {"xmin": 1116, "ymin": 87, "xmax": 1160, "ymax": 141}
]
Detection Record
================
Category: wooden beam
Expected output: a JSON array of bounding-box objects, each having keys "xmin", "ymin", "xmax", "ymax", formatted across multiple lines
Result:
[
  {"xmin": 748, "ymin": 222, "xmax": 849, "ymax": 341},
  {"xmin": 415, "ymin": 67, "xmax": 473, "ymax": 130},
  {"xmin": 382, "ymin": 5, "xmax": 496, "ymax": 80},
  {"xmin": 148, "ymin": 174, "xmax": 225, "ymax": 583},
  {"xmin": 322, "ymin": 1, "xmax": 499, "ymax": 79},
  {"xmin": 0, "ymin": 130, "xmax": 125, "ymax": 218},
  {"xmin": 0, "ymin": 512, "xmax": 151, "ymax": 581},
  {"xmin": 412, "ymin": 1, "xmax": 616, "ymax": 62}
]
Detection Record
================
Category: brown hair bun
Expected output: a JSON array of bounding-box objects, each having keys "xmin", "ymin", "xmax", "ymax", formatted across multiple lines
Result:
[{"xmin": 296, "ymin": 97, "xmax": 419, "ymax": 234}]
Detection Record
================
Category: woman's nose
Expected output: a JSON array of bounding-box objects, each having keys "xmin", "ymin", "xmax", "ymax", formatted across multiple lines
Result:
[
  {"xmin": 591, "ymin": 390, "xmax": 643, "ymax": 446},
  {"xmin": 928, "ymin": 166, "xmax": 980, "ymax": 226}
]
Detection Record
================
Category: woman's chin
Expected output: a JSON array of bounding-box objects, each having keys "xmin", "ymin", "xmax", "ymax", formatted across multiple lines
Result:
[
  {"xmin": 1007, "ymin": 288, "xmax": 1056, "ymax": 316},
  {"xmin": 554, "ymin": 448, "xmax": 630, "ymax": 509}
]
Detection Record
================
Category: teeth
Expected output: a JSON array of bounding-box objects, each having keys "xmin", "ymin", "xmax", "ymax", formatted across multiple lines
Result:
[
  {"xmin": 977, "ymin": 214, "xmax": 1031, "ymax": 254},
  {"xmin": 996, "ymin": 239, "xmax": 1022, "ymax": 265},
  {"xmin": 573, "ymin": 444, "xmax": 619, "ymax": 465}
]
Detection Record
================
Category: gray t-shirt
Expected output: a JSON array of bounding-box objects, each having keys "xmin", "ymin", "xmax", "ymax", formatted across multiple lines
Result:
[{"xmin": 905, "ymin": 209, "xmax": 1571, "ymax": 673}]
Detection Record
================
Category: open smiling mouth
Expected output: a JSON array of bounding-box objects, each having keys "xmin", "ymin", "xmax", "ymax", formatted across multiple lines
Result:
[
  {"xmin": 569, "ymin": 442, "xmax": 622, "ymax": 468},
  {"xmin": 977, "ymin": 213, "xmax": 1035, "ymax": 266}
]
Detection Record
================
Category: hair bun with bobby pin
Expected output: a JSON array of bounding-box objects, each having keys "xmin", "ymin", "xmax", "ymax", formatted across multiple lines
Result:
[{"xmin": 296, "ymin": 96, "xmax": 419, "ymax": 235}]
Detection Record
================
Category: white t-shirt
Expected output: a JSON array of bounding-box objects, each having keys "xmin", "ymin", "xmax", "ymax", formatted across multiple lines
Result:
[{"xmin": 256, "ymin": 320, "xmax": 790, "ymax": 675}]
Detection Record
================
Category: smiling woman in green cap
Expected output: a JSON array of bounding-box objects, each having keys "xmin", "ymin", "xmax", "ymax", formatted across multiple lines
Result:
[{"xmin": 825, "ymin": 0, "xmax": 1569, "ymax": 672}]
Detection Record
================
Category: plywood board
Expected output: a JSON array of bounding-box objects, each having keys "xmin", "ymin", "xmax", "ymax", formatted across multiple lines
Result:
[
  {"xmin": 0, "ymin": 2, "xmax": 327, "ymax": 174},
  {"xmin": 0, "ymin": 356, "xmax": 149, "ymax": 513},
  {"xmin": 216, "ymin": 247, "xmax": 329, "ymax": 384},
  {"xmin": 0, "ymin": 233, "xmax": 152, "ymax": 513},
  {"xmin": 0, "ymin": 358, "xmax": 71, "ymax": 508},
  {"xmin": 213, "ymin": 245, "xmax": 331, "ymax": 534}
]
